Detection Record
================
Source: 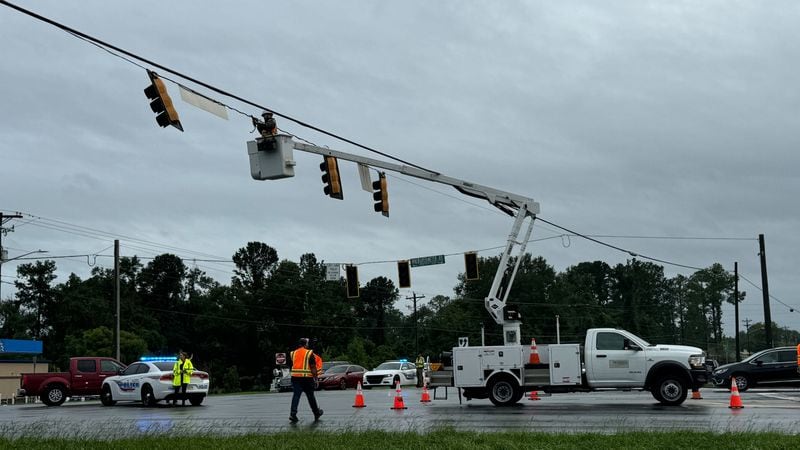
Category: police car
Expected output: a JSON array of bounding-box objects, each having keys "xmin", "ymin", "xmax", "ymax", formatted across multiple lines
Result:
[
  {"xmin": 100, "ymin": 357, "xmax": 210, "ymax": 406},
  {"xmin": 362, "ymin": 360, "xmax": 418, "ymax": 389}
]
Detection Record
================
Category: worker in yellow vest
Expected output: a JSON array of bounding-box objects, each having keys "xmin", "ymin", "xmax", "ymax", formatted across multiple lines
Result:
[
  {"xmin": 172, "ymin": 351, "xmax": 194, "ymax": 406},
  {"xmin": 289, "ymin": 338, "xmax": 323, "ymax": 423}
]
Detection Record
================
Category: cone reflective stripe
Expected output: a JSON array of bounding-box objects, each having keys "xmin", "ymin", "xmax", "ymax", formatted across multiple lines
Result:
[
  {"xmin": 420, "ymin": 385, "xmax": 431, "ymax": 403},
  {"xmin": 691, "ymin": 389, "xmax": 703, "ymax": 400},
  {"xmin": 728, "ymin": 377, "xmax": 744, "ymax": 409},
  {"xmin": 529, "ymin": 338, "xmax": 541, "ymax": 364},
  {"xmin": 352, "ymin": 381, "xmax": 366, "ymax": 408},
  {"xmin": 390, "ymin": 380, "xmax": 407, "ymax": 410},
  {"xmin": 528, "ymin": 390, "xmax": 540, "ymax": 401}
]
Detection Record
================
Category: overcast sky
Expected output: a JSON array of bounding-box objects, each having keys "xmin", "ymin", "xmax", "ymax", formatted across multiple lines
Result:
[{"xmin": 1, "ymin": 0, "xmax": 798, "ymax": 340}]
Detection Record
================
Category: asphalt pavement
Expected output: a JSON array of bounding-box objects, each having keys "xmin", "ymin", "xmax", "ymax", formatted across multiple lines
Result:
[{"xmin": 1, "ymin": 387, "xmax": 798, "ymax": 439}]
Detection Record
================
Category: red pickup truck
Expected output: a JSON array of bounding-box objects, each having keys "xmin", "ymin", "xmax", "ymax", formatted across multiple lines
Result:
[{"xmin": 18, "ymin": 357, "xmax": 126, "ymax": 406}]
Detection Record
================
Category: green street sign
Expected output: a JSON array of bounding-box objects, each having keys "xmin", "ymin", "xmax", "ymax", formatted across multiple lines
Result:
[{"xmin": 410, "ymin": 254, "xmax": 445, "ymax": 267}]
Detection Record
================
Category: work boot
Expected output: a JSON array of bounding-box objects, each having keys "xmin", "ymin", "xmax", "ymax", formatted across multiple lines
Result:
[
  {"xmin": 314, "ymin": 409, "xmax": 323, "ymax": 421},
  {"xmin": 289, "ymin": 413, "xmax": 299, "ymax": 423}
]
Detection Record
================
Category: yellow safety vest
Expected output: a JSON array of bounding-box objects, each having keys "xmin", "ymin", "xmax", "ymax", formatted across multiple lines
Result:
[
  {"xmin": 290, "ymin": 348, "xmax": 315, "ymax": 377},
  {"xmin": 172, "ymin": 359, "xmax": 194, "ymax": 386}
]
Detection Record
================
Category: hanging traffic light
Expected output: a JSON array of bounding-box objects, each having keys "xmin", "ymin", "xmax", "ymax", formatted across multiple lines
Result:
[
  {"xmin": 464, "ymin": 252, "xmax": 479, "ymax": 280},
  {"xmin": 143, "ymin": 70, "xmax": 183, "ymax": 131},
  {"xmin": 320, "ymin": 156, "xmax": 343, "ymax": 199},
  {"xmin": 372, "ymin": 172, "xmax": 388, "ymax": 217},
  {"xmin": 345, "ymin": 265, "xmax": 359, "ymax": 298},
  {"xmin": 397, "ymin": 260, "xmax": 411, "ymax": 288}
]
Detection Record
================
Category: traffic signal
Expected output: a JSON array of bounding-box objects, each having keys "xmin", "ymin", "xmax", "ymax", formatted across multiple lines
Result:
[
  {"xmin": 464, "ymin": 252, "xmax": 479, "ymax": 280},
  {"xmin": 345, "ymin": 265, "xmax": 359, "ymax": 298},
  {"xmin": 397, "ymin": 260, "xmax": 411, "ymax": 288},
  {"xmin": 320, "ymin": 156, "xmax": 343, "ymax": 199},
  {"xmin": 372, "ymin": 172, "xmax": 388, "ymax": 217},
  {"xmin": 143, "ymin": 70, "xmax": 183, "ymax": 131}
]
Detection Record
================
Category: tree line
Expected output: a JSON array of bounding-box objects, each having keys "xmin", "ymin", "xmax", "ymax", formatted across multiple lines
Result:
[{"xmin": 1, "ymin": 241, "xmax": 796, "ymax": 391}]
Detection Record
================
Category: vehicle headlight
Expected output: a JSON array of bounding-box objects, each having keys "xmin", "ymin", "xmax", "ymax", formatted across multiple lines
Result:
[
  {"xmin": 713, "ymin": 367, "xmax": 728, "ymax": 375},
  {"xmin": 688, "ymin": 354, "xmax": 705, "ymax": 369}
]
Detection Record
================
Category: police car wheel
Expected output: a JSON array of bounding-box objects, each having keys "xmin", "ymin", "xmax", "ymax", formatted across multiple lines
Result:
[
  {"xmin": 189, "ymin": 395, "xmax": 204, "ymax": 406},
  {"xmin": 101, "ymin": 385, "xmax": 116, "ymax": 406},
  {"xmin": 140, "ymin": 385, "xmax": 157, "ymax": 406}
]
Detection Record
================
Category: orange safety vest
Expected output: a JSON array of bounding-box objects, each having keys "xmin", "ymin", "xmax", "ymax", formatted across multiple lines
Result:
[
  {"xmin": 290, "ymin": 347, "xmax": 315, "ymax": 377},
  {"xmin": 796, "ymin": 344, "xmax": 800, "ymax": 367},
  {"xmin": 314, "ymin": 354, "xmax": 324, "ymax": 376}
]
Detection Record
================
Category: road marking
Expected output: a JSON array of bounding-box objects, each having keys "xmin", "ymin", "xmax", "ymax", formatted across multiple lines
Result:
[{"xmin": 756, "ymin": 393, "xmax": 800, "ymax": 403}]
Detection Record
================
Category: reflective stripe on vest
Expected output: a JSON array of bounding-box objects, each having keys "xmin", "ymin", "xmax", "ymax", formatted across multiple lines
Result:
[{"xmin": 290, "ymin": 348, "xmax": 314, "ymax": 377}]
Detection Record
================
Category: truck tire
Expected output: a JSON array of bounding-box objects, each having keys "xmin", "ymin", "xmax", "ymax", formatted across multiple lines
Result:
[
  {"xmin": 42, "ymin": 385, "xmax": 67, "ymax": 406},
  {"xmin": 101, "ymin": 384, "xmax": 116, "ymax": 406},
  {"xmin": 488, "ymin": 376, "xmax": 521, "ymax": 407},
  {"xmin": 652, "ymin": 374, "xmax": 688, "ymax": 406},
  {"xmin": 141, "ymin": 384, "xmax": 157, "ymax": 406}
]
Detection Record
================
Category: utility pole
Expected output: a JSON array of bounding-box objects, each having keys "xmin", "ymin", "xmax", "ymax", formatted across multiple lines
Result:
[
  {"xmin": 758, "ymin": 234, "xmax": 772, "ymax": 348},
  {"xmin": 742, "ymin": 318, "xmax": 752, "ymax": 354},
  {"xmin": 407, "ymin": 292, "xmax": 425, "ymax": 355},
  {"xmin": 734, "ymin": 262, "xmax": 740, "ymax": 362},
  {"xmin": 0, "ymin": 212, "xmax": 23, "ymax": 301},
  {"xmin": 114, "ymin": 239, "xmax": 120, "ymax": 361}
]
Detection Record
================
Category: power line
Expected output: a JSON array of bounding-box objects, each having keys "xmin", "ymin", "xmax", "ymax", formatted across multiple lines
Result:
[{"xmin": 737, "ymin": 273, "xmax": 798, "ymax": 315}]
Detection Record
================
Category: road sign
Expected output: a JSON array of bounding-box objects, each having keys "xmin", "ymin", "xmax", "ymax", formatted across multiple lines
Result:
[
  {"xmin": 325, "ymin": 263, "xmax": 340, "ymax": 281},
  {"xmin": 0, "ymin": 339, "xmax": 43, "ymax": 354},
  {"xmin": 410, "ymin": 254, "xmax": 445, "ymax": 267},
  {"xmin": 275, "ymin": 352, "xmax": 287, "ymax": 365}
]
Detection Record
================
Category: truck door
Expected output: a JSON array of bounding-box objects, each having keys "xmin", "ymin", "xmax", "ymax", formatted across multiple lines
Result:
[
  {"xmin": 71, "ymin": 359, "xmax": 98, "ymax": 395},
  {"xmin": 588, "ymin": 331, "xmax": 646, "ymax": 387}
]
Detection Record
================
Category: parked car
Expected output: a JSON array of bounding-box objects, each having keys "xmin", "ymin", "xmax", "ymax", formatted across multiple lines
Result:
[
  {"xmin": 711, "ymin": 347, "xmax": 799, "ymax": 391},
  {"xmin": 278, "ymin": 360, "xmax": 350, "ymax": 392},
  {"xmin": 317, "ymin": 364, "xmax": 366, "ymax": 390},
  {"xmin": 18, "ymin": 356, "xmax": 126, "ymax": 406},
  {"xmin": 362, "ymin": 360, "xmax": 418, "ymax": 389},
  {"xmin": 101, "ymin": 359, "xmax": 210, "ymax": 406}
]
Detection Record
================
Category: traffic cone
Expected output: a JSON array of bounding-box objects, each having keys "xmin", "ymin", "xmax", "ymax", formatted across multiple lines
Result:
[
  {"xmin": 728, "ymin": 377, "xmax": 744, "ymax": 409},
  {"xmin": 529, "ymin": 338, "xmax": 541, "ymax": 364},
  {"xmin": 691, "ymin": 389, "xmax": 703, "ymax": 400},
  {"xmin": 528, "ymin": 390, "xmax": 540, "ymax": 401},
  {"xmin": 420, "ymin": 385, "xmax": 431, "ymax": 403},
  {"xmin": 352, "ymin": 381, "xmax": 366, "ymax": 408},
  {"xmin": 390, "ymin": 380, "xmax": 407, "ymax": 410}
]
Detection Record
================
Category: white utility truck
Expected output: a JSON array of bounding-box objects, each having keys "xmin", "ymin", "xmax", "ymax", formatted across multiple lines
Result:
[{"xmin": 249, "ymin": 133, "xmax": 709, "ymax": 407}]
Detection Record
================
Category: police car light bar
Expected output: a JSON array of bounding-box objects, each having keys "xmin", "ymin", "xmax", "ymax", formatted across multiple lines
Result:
[{"xmin": 140, "ymin": 356, "xmax": 178, "ymax": 362}]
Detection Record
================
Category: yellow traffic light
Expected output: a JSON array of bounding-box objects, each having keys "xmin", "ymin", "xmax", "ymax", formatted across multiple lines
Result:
[
  {"xmin": 143, "ymin": 70, "xmax": 183, "ymax": 131},
  {"xmin": 320, "ymin": 156, "xmax": 343, "ymax": 199},
  {"xmin": 372, "ymin": 172, "xmax": 388, "ymax": 217},
  {"xmin": 464, "ymin": 252, "xmax": 479, "ymax": 280},
  {"xmin": 397, "ymin": 260, "xmax": 411, "ymax": 288}
]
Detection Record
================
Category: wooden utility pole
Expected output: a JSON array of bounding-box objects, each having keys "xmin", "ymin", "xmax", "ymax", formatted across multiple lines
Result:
[
  {"xmin": 407, "ymin": 292, "xmax": 425, "ymax": 355},
  {"xmin": 114, "ymin": 239, "xmax": 120, "ymax": 361},
  {"xmin": 758, "ymin": 234, "xmax": 772, "ymax": 348},
  {"xmin": 734, "ymin": 262, "xmax": 740, "ymax": 362},
  {"xmin": 0, "ymin": 212, "xmax": 23, "ymax": 301}
]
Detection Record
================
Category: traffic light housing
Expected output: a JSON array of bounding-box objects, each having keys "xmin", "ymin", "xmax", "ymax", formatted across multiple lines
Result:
[
  {"xmin": 345, "ymin": 265, "xmax": 359, "ymax": 298},
  {"xmin": 143, "ymin": 70, "xmax": 183, "ymax": 131},
  {"xmin": 464, "ymin": 252, "xmax": 479, "ymax": 280},
  {"xmin": 397, "ymin": 260, "xmax": 411, "ymax": 288},
  {"xmin": 372, "ymin": 172, "xmax": 388, "ymax": 217},
  {"xmin": 320, "ymin": 156, "xmax": 343, "ymax": 199}
]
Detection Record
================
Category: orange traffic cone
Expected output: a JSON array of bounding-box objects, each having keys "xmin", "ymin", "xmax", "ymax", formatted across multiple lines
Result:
[
  {"xmin": 528, "ymin": 390, "xmax": 541, "ymax": 401},
  {"xmin": 352, "ymin": 381, "xmax": 366, "ymax": 408},
  {"xmin": 529, "ymin": 338, "xmax": 541, "ymax": 364},
  {"xmin": 420, "ymin": 385, "xmax": 431, "ymax": 403},
  {"xmin": 728, "ymin": 377, "xmax": 744, "ymax": 409},
  {"xmin": 691, "ymin": 389, "xmax": 703, "ymax": 400},
  {"xmin": 390, "ymin": 380, "xmax": 407, "ymax": 410}
]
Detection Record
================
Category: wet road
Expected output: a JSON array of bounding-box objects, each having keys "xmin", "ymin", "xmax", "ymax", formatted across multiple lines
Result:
[{"xmin": 1, "ymin": 387, "xmax": 798, "ymax": 439}]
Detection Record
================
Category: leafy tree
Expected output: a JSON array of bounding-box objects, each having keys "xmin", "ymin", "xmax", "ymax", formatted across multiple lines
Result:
[{"xmin": 14, "ymin": 260, "xmax": 58, "ymax": 340}]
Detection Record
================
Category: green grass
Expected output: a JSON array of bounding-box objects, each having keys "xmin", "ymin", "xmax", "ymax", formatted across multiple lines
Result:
[{"xmin": 1, "ymin": 430, "xmax": 798, "ymax": 449}]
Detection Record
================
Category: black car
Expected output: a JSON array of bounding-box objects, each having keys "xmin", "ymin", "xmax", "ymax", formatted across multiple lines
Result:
[{"xmin": 711, "ymin": 347, "xmax": 799, "ymax": 391}]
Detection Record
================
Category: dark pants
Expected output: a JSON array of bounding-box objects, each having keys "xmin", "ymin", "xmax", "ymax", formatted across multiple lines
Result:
[
  {"xmin": 416, "ymin": 368, "xmax": 424, "ymax": 387},
  {"xmin": 173, "ymin": 383, "xmax": 187, "ymax": 404},
  {"xmin": 290, "ymin": 377, "xmax": 320, "ymax": 415}
]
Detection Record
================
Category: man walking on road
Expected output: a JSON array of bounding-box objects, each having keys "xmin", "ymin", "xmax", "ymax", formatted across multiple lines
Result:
[{"xmin": 289, "ymin": 338, "xmax": 323, "ymax": 423}]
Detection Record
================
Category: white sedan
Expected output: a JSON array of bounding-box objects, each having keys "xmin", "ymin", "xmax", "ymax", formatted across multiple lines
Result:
[
  {"xmin": 101, "ymin": 359, "xmax": 209, "ymax": 406},
  {"xmin": 362, "ymin": 360, "xmax": 419, "ymax": 389}
]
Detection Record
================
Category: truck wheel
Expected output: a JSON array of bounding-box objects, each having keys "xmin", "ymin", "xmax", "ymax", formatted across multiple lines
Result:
[
  {"xmin": 141, "ymin": 385, "xmax": 157, "ymax": 406},
  {"xmin": 42, "ymin": 385, "xmax": 67, "ymax": 406},
  {"xmin": 653, "ymin": 375, "xmax": 688, "ymax": 406},
  {"xmin": 488, "ymin": 376, "xmax": 521, "ymax": 407},
  {"xmin": 732, "ymin": 374, "xmax": 751, "ymax": 392},
  {"xmin": 101, "ymin": 385, "xmax": 116, "ymax": 406}
]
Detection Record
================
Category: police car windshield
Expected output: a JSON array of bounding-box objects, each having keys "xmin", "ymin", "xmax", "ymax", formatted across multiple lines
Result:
[
  {"xmin": 375, "ymin": 362, "xmax": 401, "ymax": 370},
  {"xmin": 154, "ymin": 362, "xmax": 175, "ymax": 371}
]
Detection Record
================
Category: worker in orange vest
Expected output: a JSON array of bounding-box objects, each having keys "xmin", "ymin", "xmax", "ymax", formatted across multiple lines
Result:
[
  {"xmin": 796, "ymin": 343, "xmax": 800, "ymax": 375},
  {"xmin": 289, "ymin": 338, "xmax": 323, "ymax": 423}
]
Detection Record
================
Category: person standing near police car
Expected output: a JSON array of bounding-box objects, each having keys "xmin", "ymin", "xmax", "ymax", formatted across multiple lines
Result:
[
  {"xmin": 289, "ymin": 338, "xmax": 323, "ymax": 422},
  {"xmin": 416, "ymin": 354, "xmax": 425, "ymax": 388},
  {"xmin": 172, "ymin": 351, "xmax": 193, "ymax": 406}
]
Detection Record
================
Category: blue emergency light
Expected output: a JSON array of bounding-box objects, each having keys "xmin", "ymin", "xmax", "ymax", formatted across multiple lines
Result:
[{"xmin": 140, "ymin": 356, "xmax": 178, "ymax": 362}]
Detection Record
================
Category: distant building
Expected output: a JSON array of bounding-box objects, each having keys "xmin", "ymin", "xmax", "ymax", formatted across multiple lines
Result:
[{"xmin": 0, "ymin": 359, "xmax": 49, "ymax": 401}]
